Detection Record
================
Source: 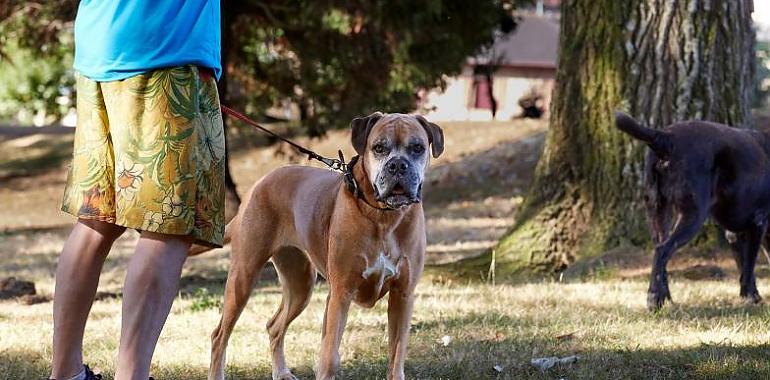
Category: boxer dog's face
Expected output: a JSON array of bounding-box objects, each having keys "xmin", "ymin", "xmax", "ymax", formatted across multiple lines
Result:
[{"xmin": 351, "ymin": 113, "xmax": 444, "ymax": 209}]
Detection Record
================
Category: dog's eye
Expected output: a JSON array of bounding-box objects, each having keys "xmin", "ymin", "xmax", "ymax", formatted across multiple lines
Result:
[
  {"xmin": 411, "ymin": 144, "xmax": 425, "ymax": 155},
  {"xmin": 372, "ymin": 144, "xmax": 389, "ymax": 156}
]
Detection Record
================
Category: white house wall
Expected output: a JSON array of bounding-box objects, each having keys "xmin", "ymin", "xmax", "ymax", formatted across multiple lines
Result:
[{"xmin": 425, "ymin": 67, "xmax": 555, "ymax": 122}]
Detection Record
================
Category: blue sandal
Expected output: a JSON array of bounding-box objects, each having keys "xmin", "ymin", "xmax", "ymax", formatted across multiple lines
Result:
[{"xmin": 48, "ymin": 365, "xmax": 154, "ymax": 380}]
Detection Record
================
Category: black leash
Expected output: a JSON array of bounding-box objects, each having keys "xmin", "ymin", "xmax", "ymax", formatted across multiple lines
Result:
[
  {"xmin": 221, "ymin": 105, "xmax": 396, "ymax": 211},
  {"xmin": 222, "ymin": 105, "xmax": 349, "ymax": 172}
]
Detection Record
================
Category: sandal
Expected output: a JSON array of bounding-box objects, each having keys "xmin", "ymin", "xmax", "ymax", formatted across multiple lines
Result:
[
  {"xmin": 48, "ymin": 365, "xmax": 154, "ymax": 380},
  {"xmin": 47, "ymin": 365, "xmax": 100, "ymax": 380}
]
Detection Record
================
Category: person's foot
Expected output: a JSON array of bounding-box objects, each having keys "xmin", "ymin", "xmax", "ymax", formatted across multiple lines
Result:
[
  {"xmin": 49, "ymin": 365, "xmax": 154, "ymax": 380},
  {"xmin": 47, "ymin": 365, "xmax": 101, "ymax": 380}
]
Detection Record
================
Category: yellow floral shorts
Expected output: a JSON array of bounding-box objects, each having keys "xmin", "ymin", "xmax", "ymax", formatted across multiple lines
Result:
[{"xmin": 62, "ymin": 66, "xmax": 225, "ymax": 247}]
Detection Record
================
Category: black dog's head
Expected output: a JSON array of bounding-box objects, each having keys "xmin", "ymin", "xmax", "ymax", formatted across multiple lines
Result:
[{"xmin": 350, "ymin": 113, "xmax": 444, "ymax": 209}]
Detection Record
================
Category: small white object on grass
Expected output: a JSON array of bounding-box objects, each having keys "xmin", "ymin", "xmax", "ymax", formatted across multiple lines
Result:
[
  {"xmin": 440, "ymin": 335, "xmax": 452, "ymax": 346},
  {"xmin": 493, "ymin": 364, "xmax": 503, "ymax": 373},
  {"xmin": 530, "ymin": 355, "xmax": 579, "ymax": 371}
]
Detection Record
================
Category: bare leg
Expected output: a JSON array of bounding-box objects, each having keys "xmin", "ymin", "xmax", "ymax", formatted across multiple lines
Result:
[
  {"xmin": 114, "ymin": 232, "xmax": 191, "ymax": 380},
  {"xmin": 51, "ymin": 220, "xmax": 126, "ymax": 379}
]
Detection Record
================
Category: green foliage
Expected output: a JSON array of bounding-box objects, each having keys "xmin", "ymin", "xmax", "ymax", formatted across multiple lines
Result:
[
  {"xmin": 200, "ymin": 0, "xmax": 523, "ymax": 134},
  {"xmin": 0, "ymin": 1, "xmax": 78, "ymax": 124},
  {"xmin": 1, "ymin": 0, "xmax": 523, "ymax": 131},
  {"xmin": 188, "ymin": 288, "xmax": 222, "ymax": 312},
  {"xmin": 0, "ymin": 40, "xmax": 74, "ymax": 124}
]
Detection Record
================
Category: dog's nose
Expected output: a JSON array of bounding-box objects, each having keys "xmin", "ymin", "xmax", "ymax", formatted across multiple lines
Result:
[{"xmin": 386, "ymin": 158, "xmax": 409, "ymax": 175}]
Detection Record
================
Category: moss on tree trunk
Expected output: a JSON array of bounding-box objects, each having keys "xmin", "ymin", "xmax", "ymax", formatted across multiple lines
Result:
[{"xmin": 466, "ymin": 0, "xmax": 755, "ymax": 278}]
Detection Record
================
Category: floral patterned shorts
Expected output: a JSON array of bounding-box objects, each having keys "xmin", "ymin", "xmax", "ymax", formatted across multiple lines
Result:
[{"xmin": 62, "ymin": 66, "xmax": 226, "ymax": 247}]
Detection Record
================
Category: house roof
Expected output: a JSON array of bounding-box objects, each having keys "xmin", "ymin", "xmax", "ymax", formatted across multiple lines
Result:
[{"xmin": 472, "ymin": 15, "xmax": 560, "ymax": 69}]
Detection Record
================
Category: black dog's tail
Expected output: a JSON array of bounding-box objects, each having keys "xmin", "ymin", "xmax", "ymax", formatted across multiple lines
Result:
[{"xmin": 615, "ymin": 111, "xmax": 671, "ymax": 156}]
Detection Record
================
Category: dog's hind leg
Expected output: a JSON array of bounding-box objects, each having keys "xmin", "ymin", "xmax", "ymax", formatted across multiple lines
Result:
[
  {"xmin": 209, "ymin": 221, "xmax": 274, "ymax": 380},
  {"xmin": 648, "ymin": 199, "xmax": 708, "ymax": 311},
  {"xmin": 735, "ymin": 225, "xmax": 766, "ymax": 303},
  {"xmin": 267, "ymin": 247, "xmax": 316, "ymax": 380},
  {"xmin": 728, "ymin": 231, "xmax": 746, "ymax": 274},
  {"xmin": 644, "ymin": 150, "xmax": 672, "ymax": 245}
]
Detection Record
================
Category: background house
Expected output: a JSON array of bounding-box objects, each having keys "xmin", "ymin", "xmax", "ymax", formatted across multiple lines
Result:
[{"xmin": 421, "ymin": 2, "xmax": 560, "ymax": 121}]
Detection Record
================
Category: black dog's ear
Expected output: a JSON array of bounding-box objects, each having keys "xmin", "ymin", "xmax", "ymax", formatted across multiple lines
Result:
[
  {"xmin": 415, "ymin": 115, "xmax": 444, "ymax": 158},
  {"xmin": 351, "ymin": 112, "xmax": 384, "ymax": 155}
]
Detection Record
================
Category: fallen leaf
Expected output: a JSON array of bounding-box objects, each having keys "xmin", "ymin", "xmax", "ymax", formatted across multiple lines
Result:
[{"xmin": 555, "ymin": 330, "xmax": 579, "ymax": 341}]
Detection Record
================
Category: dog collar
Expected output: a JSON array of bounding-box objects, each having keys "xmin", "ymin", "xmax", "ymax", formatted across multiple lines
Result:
[{"xmin": 343, "ymin": 155, "xmax": 399, "ymax": 212}]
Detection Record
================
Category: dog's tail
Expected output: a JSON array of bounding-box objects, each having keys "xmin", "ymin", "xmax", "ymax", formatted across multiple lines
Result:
[
  {"xmin": 188, "ymin": 216, "xmax": 236, "ymax": 256},
  {"xmin": 615, "ymin": 111, "xmax": 671, "ymax": 156}
]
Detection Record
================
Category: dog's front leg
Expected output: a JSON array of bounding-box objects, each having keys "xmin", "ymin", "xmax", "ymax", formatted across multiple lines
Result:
[
  {"xmin": 316, "ymin": 289, "xmax": 352, "ymax": 380},
  {"xmin": 387, "ymin": 285, "xmax": 415, "ymax": 380}
]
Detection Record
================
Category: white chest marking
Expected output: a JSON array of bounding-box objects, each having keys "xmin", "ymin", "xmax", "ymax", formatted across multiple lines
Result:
[{"xmin": 362, "ymin": 252, "xmax": 398, "ymax": 281}]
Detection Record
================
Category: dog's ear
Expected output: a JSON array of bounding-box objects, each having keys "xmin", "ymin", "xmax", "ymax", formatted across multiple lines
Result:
[
  {"xmin": 415, "ymin": 115, "xmax": 444, "ymax": 158},
  {"xmin": 351, "ymin": 112, "xmax": 384, "ymax": 155}
]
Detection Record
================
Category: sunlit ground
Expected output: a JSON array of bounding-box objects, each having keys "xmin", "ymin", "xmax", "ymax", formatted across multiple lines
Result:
[
  {"xmin": 4, "ymin": 119, "xmax": 770, "ymax": 379},
  {"xmin": 3, "ymin": 273, "xmax": 770, "ymax": 379}
]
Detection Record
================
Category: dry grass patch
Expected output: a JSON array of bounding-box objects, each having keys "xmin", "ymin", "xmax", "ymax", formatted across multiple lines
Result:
[{"xmin": 3, "ymin": 277, "xmax": 770, "ymax": 379}]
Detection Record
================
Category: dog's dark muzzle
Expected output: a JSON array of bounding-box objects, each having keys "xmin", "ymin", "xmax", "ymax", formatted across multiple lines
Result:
[{"xmin": 375, "ymin": 157, "xmax": 422, "ymax": 208}]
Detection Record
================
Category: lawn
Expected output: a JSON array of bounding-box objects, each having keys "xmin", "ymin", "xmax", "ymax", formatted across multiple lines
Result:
[
  {"xmin": 2, "ymin": 119, "xmax": 770, "ymax": 379},
  {"xmin": 4, "ymin": 277, "xmax": 770, "ymax": 379}
]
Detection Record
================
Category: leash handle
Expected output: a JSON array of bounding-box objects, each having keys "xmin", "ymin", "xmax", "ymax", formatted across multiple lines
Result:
[{"xmin": 221, "ymin": 105, "xmax": 346, "ymax": 173}]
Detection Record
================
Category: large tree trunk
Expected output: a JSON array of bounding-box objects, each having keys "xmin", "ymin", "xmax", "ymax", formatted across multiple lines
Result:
[{"xmin": 486, "ymin": 0, "xmax": 755, "ymax": 275}]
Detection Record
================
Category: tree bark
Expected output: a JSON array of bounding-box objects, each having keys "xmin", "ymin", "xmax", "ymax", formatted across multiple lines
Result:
[
  {"xmin": 220, "ymin": 0, "xmax": 241, "ymax": 223},
  {"xmin": 486, "ymin": 0, "xmax": 755, "ymax": 275}
]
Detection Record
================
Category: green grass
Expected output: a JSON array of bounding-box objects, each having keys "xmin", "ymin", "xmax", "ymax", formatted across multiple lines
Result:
[
  {"xmin": 3, "ymin": 278, "xmax": 770, "ymax": 379},
  {"xmin": 3, "ymin": 120, "xmax": 769, "ymax": 379}
]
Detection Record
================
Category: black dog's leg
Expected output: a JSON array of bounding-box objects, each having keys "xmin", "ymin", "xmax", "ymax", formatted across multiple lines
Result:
[
  {"xmin": 738, "ymin": 225, "xmax": 765, "ymax": 303},
  {"xmin": 648, "ymin": 209, "xmax": 707, "ymax": 311},
  {"xmin": 649, "ymin": 201, "xmax": 672, "ymax": 245},
  {"xmin": 644, "ymin": 150, "xmax": 672, "ymax": 245},
  {"xmin": 728, "ymin": 231, "xmax": 745, "ymax": 275}
]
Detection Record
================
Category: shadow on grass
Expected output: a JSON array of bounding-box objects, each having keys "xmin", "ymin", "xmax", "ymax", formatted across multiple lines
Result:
[
  {"xmin": 0, "ymin": 135, "xmax": 74, "ymax": 182},
  {"xmin": 418, "ymin": 130, "xmax": 545, "ymax": 273},
  {"xmin": 5, "ymin": 304, "xmax": 770, "ymax": 379},
  {"xmin": 5, "ymin": 330, "xmax": 770, "ymax": 379},
  {"xmin": 0, "ymin": 348, "xmax": 50, "ymax": 379},
  {"xmin": 178, "ymin": 264, "xmax": 303, "ymax": 298},
  {"xmin": 422, "ymin": 131, "xmax": 545, "ymax": 208}
]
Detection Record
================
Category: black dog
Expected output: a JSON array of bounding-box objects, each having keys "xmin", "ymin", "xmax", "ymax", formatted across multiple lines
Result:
[{"xmin": 615, "ymin": 112, "xmax": 770, "ymax": 310}]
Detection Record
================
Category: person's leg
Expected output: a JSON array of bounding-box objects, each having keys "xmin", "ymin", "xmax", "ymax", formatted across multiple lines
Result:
[
  {"xmin": 114, "ymin": 232, "xmax": 191, "ymax": 380},
  {"xmin": 51, "ymin": 219, "xmax": 126, "ymax": 379}
]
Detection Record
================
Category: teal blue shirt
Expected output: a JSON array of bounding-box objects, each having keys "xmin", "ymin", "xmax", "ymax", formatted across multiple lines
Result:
[{"xmin": 74, "ymin": 0, "xmax": 221, "ymax": 81}]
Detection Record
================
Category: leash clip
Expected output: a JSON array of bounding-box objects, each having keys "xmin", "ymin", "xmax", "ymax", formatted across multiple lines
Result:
[{"xmin": 335, "ymin": 150, "xmax": 348, "ymax": 172}]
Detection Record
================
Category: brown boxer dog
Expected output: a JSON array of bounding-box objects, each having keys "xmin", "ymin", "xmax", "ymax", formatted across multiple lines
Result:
[{"xmin": 191, "ymin": 112, "xmax": 444, "ymax": 380}]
